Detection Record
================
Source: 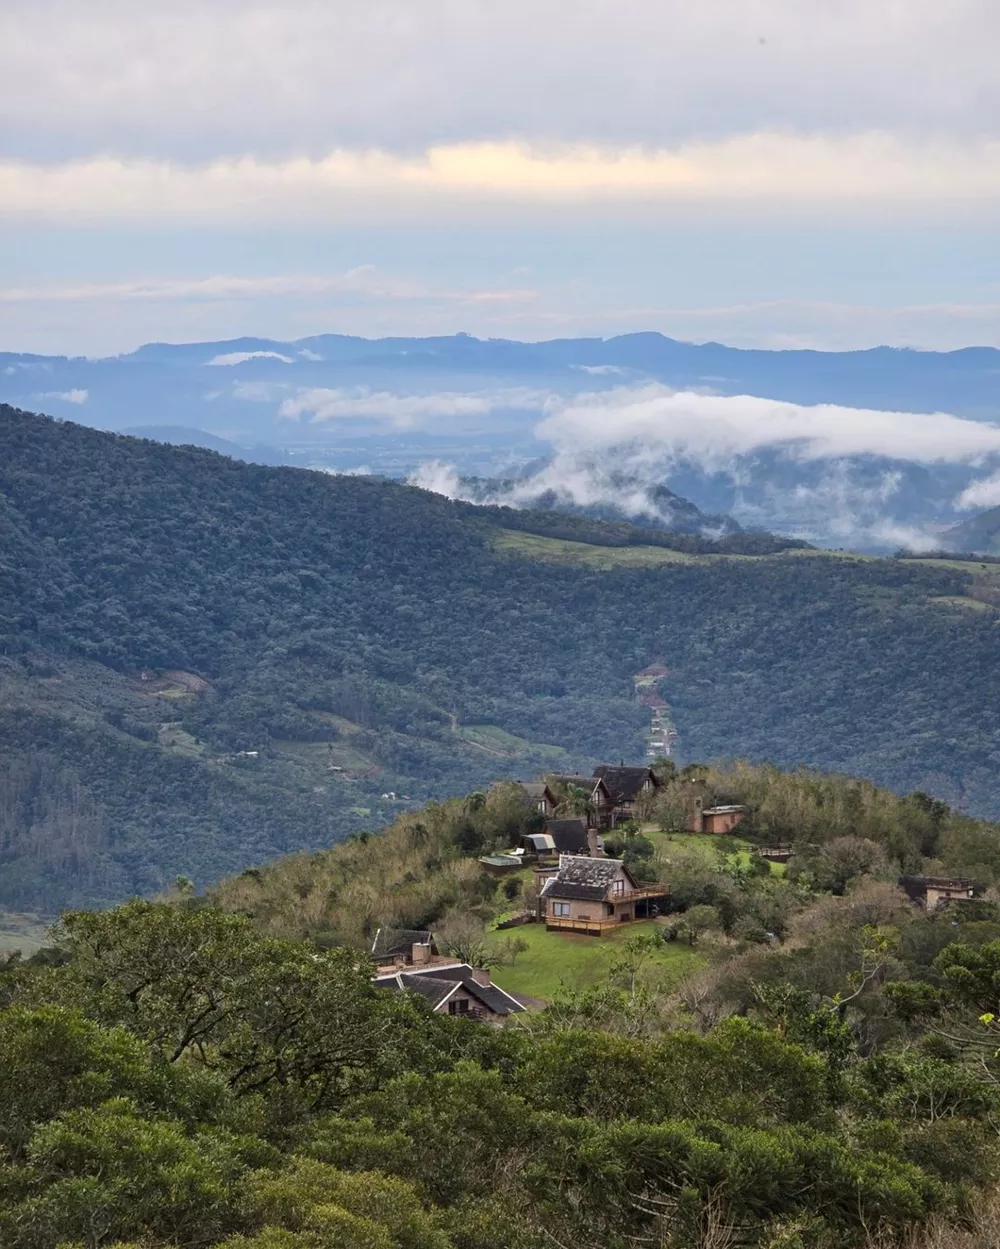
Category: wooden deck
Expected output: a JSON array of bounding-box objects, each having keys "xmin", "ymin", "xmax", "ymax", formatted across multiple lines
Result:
[
  {"xmin": 545, "ymin": 886, "xmax": 670, "ymax": 935},
  {"xmin": 545, "ymin": 916, "xmax": 622, "ymax": 935}
]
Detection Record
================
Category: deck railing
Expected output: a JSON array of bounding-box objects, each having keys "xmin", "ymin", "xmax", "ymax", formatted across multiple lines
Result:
[{"xmin": 545, "ymin": 916, "xmax": 621, "ymax": 934}]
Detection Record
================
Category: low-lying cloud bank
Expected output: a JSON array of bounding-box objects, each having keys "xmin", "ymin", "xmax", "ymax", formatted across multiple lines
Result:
[
  {"xmin": 406, "ymin": 384, "xmax": 1000, "ymax": 549},
  {"xmin": 279, "ymin": 385, "xmax": 547, "ymax": 429}
]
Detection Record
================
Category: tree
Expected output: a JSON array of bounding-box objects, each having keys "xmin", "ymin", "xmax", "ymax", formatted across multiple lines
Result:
[
  {"xmin": 52, "ymin": 901, "xmax": 397, "ymax": 1112},
  {"xmin": 676, "ymin": 905, "xmax": 721, "ymax": 945},
  {"xmin": 234, "ymin": 1158, "xmax": 452, "ymax": 1249},
  {"xmin": 434, "ymin": 913, "xmax": 497, "ymax": 969}
]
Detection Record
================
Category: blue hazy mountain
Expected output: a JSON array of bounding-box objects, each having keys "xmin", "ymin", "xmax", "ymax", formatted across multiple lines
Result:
[{"xmin": 4, "ymin": 331, "xmax": 1000, "ymax": 550}]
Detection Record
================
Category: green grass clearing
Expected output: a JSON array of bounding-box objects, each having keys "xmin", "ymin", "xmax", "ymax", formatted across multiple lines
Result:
[
  {"xmin": 493, "ymin": 530, "xmax": 697, "ymax": 567},
  {"xmin": 456, "ymin": 723, "xmax": 566, "ymax": 759},
  {"xmin": 640, "ymin": 827, "xmax": 786, "ymax": 875},
  {"xmin": 928, "ymin": 594, "xmax": 992, "ymax": 612},
  {"xmin": 493, "ymin": 918, "xmax": 703, "ymax": 1002}
]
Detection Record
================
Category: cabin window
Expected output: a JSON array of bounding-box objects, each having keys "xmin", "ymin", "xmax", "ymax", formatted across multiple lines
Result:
[
  {"xmin": 448, "ymin": 998, "xmax": 470, "ymax": 1015},
  {"xmin": 611, "ymin": 880, "xmax": 624, "ymax": 896},
  {"xmin": 553, "ymin": 901, "xmax": 571, "ymax": 917}
]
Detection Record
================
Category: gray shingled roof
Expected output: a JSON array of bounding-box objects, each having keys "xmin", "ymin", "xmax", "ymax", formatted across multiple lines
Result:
[
  {"xmin": 593, "ymin": 765, "xmax": 657, "ymax": 803},
  {"xmin": 545, "ymin": 818, "xmax": 590, "ymax": 853},
  {"xmin": 376, "ymin": 963, "xmax": 525, "ymax": 1016},
  {"xmin": 544, "ymin": 880, "xmax": 608, "ymax": 902},
  {"xmin": 541, "ymin": 854, "xmax": 638, "ymax": 902}
]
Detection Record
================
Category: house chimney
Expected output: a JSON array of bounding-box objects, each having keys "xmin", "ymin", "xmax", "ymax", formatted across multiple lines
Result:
[
  {"xmin": 587, "ymin": 827, "xmax": 602, "ymax": 857},
  {"xmin": 689, "ymin": 796, "xmax": 705, "ymax": 834}
]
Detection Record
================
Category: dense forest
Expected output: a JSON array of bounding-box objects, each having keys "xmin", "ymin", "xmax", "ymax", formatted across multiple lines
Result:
[
  {"xmin": 4, "ymin": 403, "xmax": 1000, "ymax": 908},
  {"xmin": 7, "ymin": 765, "xmax": 1000, "ymax": 1247}
]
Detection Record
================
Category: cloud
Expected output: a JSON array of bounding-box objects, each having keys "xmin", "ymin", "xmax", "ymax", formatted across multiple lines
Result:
[
  {"xmin": 206, "ymin": 350, "xmax": 294, "ymax": 365},
  {"xmin": 278, "ymin": 385, "xmax": 549, "ymax": 429},
  {"xmin": 409, "ymin": 383, "xmax": 1000, "ymax": 548},
  {"xmin": 0, "ymin": 267, "xmax": 423, "ymax": 304},
  {"xmin": 37, "ymin": 388, "xmax": 88, "ymax": 404},
  {"xmin": 3, "ymin": 134, "xmax": 1000, "ymax": 226},
  {"xmin": 408, "ymin": 461, "xmax": 466, "ymax": 497},
  {"xmin": 535, "ymin": 385, "xmax": 1000, "ymax": 468},
  {"xmin": 2, "ymin": 2, "xmax": 998, "ymax": 163},
  {"xmin": 956, "ymin": 474, "xmax": 1000, "ymax": 511}
]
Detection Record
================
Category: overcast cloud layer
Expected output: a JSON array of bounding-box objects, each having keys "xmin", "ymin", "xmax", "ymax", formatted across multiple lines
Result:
[
  {"xmin": 3, "ymin": 1, "xmax": 999, "ymax": 160},
  {"xmin": 3, "ymin": 1, "xmax": 1000, "ymax": 353}
]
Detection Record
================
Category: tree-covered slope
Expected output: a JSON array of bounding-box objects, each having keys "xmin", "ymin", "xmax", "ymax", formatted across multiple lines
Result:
[
  {"xmin": 4, "ymin": 403, "xmax": 1000, "ymax": 908},
  {"xmin": 941, "ymin": 506, "xmax": 1000, "ymax": 555}
]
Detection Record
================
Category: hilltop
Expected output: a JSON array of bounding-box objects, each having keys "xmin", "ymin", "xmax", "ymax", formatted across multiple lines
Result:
[
  {"xmin": 5, "ymin": 404, "xmax": 1000, "ymax": 908},
  {"xmin": 7, "ymin": 763, "xmax": 1000, "ymax": 1245}
]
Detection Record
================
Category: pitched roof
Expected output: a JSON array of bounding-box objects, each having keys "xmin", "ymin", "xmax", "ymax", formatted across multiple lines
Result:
[
  {"xmin": 374, "ymin": 962, "xmax": 525, "ymax": 1016},
  {"xmin": 525, "ymin": 832, "xmax": 557, "ymax": 852},
  {"xmin": 540, "ymin": 854, "xmax": 639, "ymax": 901},
  {"xmin": 547, "ymin": 775, "xmax": 613, "ymax": 802},
  {"xmin": 370, "ymin": 927, "xmax": 435, "ymax": 958},
  {"xmin": 593, "ymin": 765, "xmax": 659, "ymax": 803},
  {"xmin": 544, "ymin": 818, "xmax": 590, "ymax": 854},
  {"xmin": 702, "ymin": 805, "xmax": 747, "ymax": 815},
  {"xmin": 518, "ymin": 782, "xmax": 556, "ymax": 802}
]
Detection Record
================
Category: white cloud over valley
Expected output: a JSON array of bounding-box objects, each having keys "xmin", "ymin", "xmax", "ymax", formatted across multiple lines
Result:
[{"xmin": 278, "ymin": 386, "xmax": 550, "ymax": 429}]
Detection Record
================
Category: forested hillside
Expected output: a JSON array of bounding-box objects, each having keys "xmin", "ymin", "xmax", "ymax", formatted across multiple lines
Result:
[
  {"xmin": 4, "ymin": 403, "xmax": 1000, "ymax": 908},
  {"xmin": 9, "ymin": 765, "xmax": 1000, "ymax": 1246}
]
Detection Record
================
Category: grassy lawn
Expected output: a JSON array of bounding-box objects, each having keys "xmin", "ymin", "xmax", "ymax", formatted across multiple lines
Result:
[
  {"xmin": 456, "ymin": 723, "xmax": 567, "ymax": 760},
  {"xmin": 493, "ymin": 529, "xmax": 878, "ymax": 571},
  {"xmin": 493, "ymin": 529, "xmax": 697, "ymax": 568},
  {"xmin": 493, "ymin": 918, "xmax": 704, "ymax": 1002},
  {"xmin": 641, "ymin": 828, "xmax": 786, "ymax": 876},
  {"xmin": 928, "ymin": 594, "xmax": 992, "ymax": 612}
]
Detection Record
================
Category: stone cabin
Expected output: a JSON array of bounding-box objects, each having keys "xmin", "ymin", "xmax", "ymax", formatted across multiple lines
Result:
[
  {"xmin": 539, "ymin": 854, "xmax": 668, "ymax": 934},
  {"xmin": 689, "ymin": 799, "xmax": 748, "ymax": 834},
  {"xmin": 899, "ymin": 876, "xmax": 975, "ymax": 909},
  {"xmin": 373, "ymin": 962, "xmax": 525, "ymax": 1023},
  {"xmin": 370, "ymin": 927, "xmax": 439, "ymax": 970},
  {"xmin": 592, "ymin": 765, "xmax": 660, "ymax": 826}
]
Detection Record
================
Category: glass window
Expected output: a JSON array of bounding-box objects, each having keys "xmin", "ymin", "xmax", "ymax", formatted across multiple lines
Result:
[{"xmin": 553, "ymin": 901, "xmax": 571, "ymax": 916}]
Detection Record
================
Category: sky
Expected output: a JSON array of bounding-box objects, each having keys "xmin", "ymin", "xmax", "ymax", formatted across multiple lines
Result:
[{"xmin": 4, "ymin": 0, "xmax": 1000, "ymax": 356}]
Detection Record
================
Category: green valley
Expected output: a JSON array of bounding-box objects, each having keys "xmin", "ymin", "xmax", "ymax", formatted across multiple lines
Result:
[{"xmin": 5, "ymin": 403, "xmax": 1000, "ymax": 909}]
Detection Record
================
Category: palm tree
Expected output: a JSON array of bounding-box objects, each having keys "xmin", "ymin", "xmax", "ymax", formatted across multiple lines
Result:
[
  {"xmin": 557, "ymin": 784, "xmax": 594, "ymax": 822},
  {"xmin": 464, "ymin": 791, "xmax": 488, "ymax": 814}
]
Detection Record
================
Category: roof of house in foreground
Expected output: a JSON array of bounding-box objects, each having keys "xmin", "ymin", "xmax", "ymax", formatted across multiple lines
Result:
[
  {"xmin": 373, "ymin": 962, "xmax": 525, "ymax": 1016},
  {"xmin": 540, "ymin": 854, "xmax": 638, "ymax": 902}
]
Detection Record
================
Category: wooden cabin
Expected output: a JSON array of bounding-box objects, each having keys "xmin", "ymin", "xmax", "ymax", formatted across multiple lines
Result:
[
  {"xmin": 546, "ymin": 774, "xmax": 616, "ymax": 829},
  {"xmin": 899, "ymin": 876, "xmax": 975, "ymax": 909},
  {"xmin": 373, "ymin": 962, "xmax": 525, "ymax": 1023},
  {"xmin": 592, "ymin": 765, "xmax": 660, "ymax": 827},
  {"xmin": 538, "ymin": 855, "xmax": 668, "ymax": 935}
]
